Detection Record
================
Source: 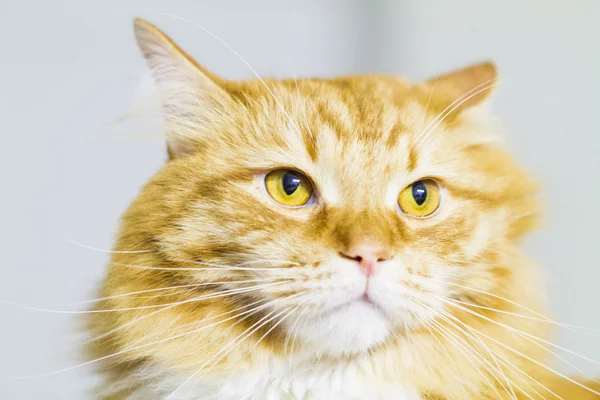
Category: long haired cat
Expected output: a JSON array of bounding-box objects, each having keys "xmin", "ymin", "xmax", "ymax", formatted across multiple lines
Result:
[{"xmin": 87, "ymin": 19, "xmax": 600, "ymax": 399}]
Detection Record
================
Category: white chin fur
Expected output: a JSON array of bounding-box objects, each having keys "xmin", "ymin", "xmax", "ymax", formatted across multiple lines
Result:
[{"xmin": 296, "ymin": 300, "xmax": 390, "ymax": 356}]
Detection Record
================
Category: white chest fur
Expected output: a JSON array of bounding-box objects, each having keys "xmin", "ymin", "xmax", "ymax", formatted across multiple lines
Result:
[{"xmin": 124, "ymin": 358, "xmax": 421, "ymax": 400}]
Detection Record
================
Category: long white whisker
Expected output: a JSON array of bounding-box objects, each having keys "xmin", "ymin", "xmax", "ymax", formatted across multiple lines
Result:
[
  {"xmin": 423, "ymin": 318, "xmax": 506, "ymax": 399},
  {"xmin": 431, "ymin": 304, "xmax": 556, "ymax": 399},
  {"xmin": 285, "ymin": 305, "xmax": 310, "ymax": 355},
  {"xmin": 111, "ymin": 260, "xmax": 296, "ymax": 272},
  {"xmin": 443, "ymin": 310, "xmax": 559, "ymax": 400},
  {"xmin": 55, "ymin": 235, "xmax": 152, "ymax": 254},
  {"xmin": 6, "ymin": 292, "xmax": 304, "ymax": 380},
  {"xmin": 80, "ymin": 298, "xmax": 266, "ymax": 347},
  {"xmin": 188, "ymin": 258, "xmax": 300, "ymax": 272},
  {"xmin": 415, "ymin": 300, "xmax": 515, "ymax": 398},
  {"xmin": 0, "ymin": 281, "xmax": 290, "ymax": 314},
  {"xmin": 436, "ymin": 294, "xmax": 600, "ymax": 391},
  {"xmin": 249, "ymin": 304, "xmax": 299, "ymax": 354},
  {"xmin": 187, "ymin": 258, "xmax": 300, "ymax": 267},
  {"xmin": 430, "ymin": 278, "xmax": 600, "ymax": 333},
  {"xmin": 412, "ymin": 314, "xmax": 468, "ymax": 399},
  {"xmin": 70, "ymin": 278, "xmax": 285, "ymax": 305},
  {"xmin": 445, "ymin": 296, "xmax": 597, "ymax": 332},
  {"xmin": 436, "ymin": 296, "xmax": 600, "ymax": 396},
  {"xmin": 129, "ymin": 296, "xmax": 265, "ymax": 357},
  {"xmin": 164, "ymin": 302, "xmax": 298, "ymax": 399},
  {"xmin": 438, "ymin": 294, "xmax": 600, "ymax": 367}
]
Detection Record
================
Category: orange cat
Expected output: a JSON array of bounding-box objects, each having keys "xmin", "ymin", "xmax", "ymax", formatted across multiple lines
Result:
[{"xmin": 86, "ymin": 19, "xmax": 599, "ymax": 399}]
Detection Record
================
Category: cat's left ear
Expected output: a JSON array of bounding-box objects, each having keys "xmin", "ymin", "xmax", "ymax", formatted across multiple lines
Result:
[
  {"xmin": 423, "ymin": 61, "xmax": 498, "ymax": 114},
  {"xmin": 133, "ymin": 18, "xmax": 234, "ymax": 159}
]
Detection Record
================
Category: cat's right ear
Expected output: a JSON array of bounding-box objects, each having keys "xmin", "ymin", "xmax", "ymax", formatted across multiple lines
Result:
[{"xmin": 133, "ymin": 18, "xmax": 233, "ymax": 159}]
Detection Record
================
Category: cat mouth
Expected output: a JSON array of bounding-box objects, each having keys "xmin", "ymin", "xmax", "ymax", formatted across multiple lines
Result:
[{"xmin": 320, "ymin": 294, "xmax": 387, "ymax": 318}]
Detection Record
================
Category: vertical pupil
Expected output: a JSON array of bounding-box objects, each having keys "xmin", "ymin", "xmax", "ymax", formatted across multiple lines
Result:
[
  {"xmin": 412, "ymin": 181, "xmax": 427, "ymax": 206},
  {"xmin": 282, "ymin": 172, "xmax": 301, "ymax": 195}
]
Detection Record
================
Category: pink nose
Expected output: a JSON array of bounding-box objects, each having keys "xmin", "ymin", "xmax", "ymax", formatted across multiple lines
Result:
[{"xmin": 340, "ymin": 245, "xmax": 389, "ymax": 277}]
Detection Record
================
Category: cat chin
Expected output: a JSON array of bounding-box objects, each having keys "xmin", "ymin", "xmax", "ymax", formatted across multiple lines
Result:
[{"xmin": 293, "ymin": 299, "xmax": 390, "ymax": 357}]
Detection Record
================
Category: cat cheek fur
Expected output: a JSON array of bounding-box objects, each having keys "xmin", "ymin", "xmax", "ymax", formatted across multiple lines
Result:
[{"xmin": 85, "ymin": 19, "xmax": 600, "ymax": 400}]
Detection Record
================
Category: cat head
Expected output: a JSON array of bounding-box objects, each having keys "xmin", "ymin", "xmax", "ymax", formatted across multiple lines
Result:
[{"xmin": 116, "ymin": 19, "xmax": 540, "ymax": 358}]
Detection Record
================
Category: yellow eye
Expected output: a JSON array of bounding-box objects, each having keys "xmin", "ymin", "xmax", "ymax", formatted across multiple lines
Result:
[
  {"xmin": 398, "ymin": 179, "xmax": 441, "ymax": 217},
  {"xmin": 265, "ymin": 169, "xmax": 314, "ymax": 207}
]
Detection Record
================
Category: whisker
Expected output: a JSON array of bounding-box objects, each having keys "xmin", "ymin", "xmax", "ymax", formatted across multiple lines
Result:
[
  {"xmin": 438, "ymin": 294, "xmax": 600, "ymax": 368},
  {"xmin": 248, "ymin": 304, "xmax": 299, "ymax": 354},
  {"xmin": 436, "ymin": 296, "xmax": 600, "ymax": 396},
  {"xmin": 448, "ymin": 313, "xmax": 559, "ymax": 400},
  {"xmin": 90, "ymin": 298, "xmax": 268, "ymax": 351},
  {"xmin": 5, "ymin": 292, "xmax": 304, "ymax": 380},
  {"xmin": 431, "ymin": 306, "xmax": 555, "ymax": 400},
  {"xmin": 284, "ymin": 305, "xmax": 310, "ymax": 355},
  {"xmin": 416, "ymin": 300, "xmax": 517, "ymax": 398},
  {"xmin": 292, "ymin": 305, "xmax": 313, "ymax": 356},
  {"xmin": 412, "ymin": 314, "xmax": 468, "ymax": 399},
  {"xmin": 55, "ymin": 235, "xmax": 153, "ymax": 254},
  {"xmin": 443, "ymin": 296, "xmax": 596, "ymax": 332},
  {"xmin": 432, "ymin": 318, "xmax": 537, "ymax": 399},
  {"xmin": 112, "ymin": 287, "xmax": 199, "ymax": 301},
  {"xmin": 435, "ymin": 295, "xmax": 600, "ymax": 392},
  {"xmin": 428, "ymin": 301, "xmax": 554, "ymax": 399},
  {"xmin": 423, "ymin": 318, "xmax": 507, "ymax": 399},
  {"xmin": 70, "ymin": 278, "xmax": 285, "ymax": 305},
  {"xmin": 187, "ymin": 258, "xmax": 300, "ymax": 269},
  {"xmin": 111, "ymin": 260, "xmax": 296, "ymax": 272},
  {"xmin": 0, "ymin": 281, "xmax": 290, "ymax": 314},
  {"xmin": 442, "ymin": 296, "xmax": 600, "ymax": 384},
  {"xmin": 164, "ymin": 302, "xmax": 299, "ymax": 399},
  {"xmin": 430, "ymin": 278, "xmax": 600, "ymax": 333}
]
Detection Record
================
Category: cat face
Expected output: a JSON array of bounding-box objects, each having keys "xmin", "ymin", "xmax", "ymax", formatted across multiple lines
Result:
[{"xmin": 123, "ymin": 20, "xmax": 540, "ymax": 358}]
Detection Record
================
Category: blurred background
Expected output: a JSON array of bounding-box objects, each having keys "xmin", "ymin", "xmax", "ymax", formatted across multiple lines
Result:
[{"xmin": 1, "ymin": 0, "xmax": 599, "ymax": 398}]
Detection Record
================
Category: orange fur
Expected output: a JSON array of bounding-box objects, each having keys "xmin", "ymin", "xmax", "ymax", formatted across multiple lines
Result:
[{"xmin": 86, "ymin": 19, "xmax": 598, "ymax": 399}]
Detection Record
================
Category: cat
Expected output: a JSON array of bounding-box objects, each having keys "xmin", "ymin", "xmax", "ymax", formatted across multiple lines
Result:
[{"xmin": 86, "ymin": 18, "xmax": 600, "ymax": 399}]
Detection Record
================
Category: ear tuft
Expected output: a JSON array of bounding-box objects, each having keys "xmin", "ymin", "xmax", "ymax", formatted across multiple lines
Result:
[{"xmin": 133, "ymin": 18, "xmax": 232, "ymax": 159}]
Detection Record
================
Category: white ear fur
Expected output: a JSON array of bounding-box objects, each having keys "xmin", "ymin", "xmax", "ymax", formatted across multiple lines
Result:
[{"xmin": 133, "ymin": 18, "xmax": 232, "ymax": 158}]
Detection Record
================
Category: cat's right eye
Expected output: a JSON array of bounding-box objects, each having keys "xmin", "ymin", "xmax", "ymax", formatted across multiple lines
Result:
[{"xmin": 264, "ymin": 169, "xmax": 314, "ymax": 207}]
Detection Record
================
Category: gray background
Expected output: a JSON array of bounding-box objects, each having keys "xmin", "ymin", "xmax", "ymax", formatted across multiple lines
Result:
[{"xmin": 0, "ymin": 0, "xmax": 598, "ymax": 398}]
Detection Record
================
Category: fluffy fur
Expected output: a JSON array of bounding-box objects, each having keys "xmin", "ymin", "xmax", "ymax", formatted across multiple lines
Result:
[{"xmin": 86, "ymin": 19, "xmax": 599, "ymax": 399}]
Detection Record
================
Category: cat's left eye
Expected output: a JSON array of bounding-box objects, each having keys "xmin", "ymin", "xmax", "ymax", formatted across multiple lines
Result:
[
  {"xmin": 265, "ymin": 169, "xmax": 314, "ymax": 207},
  {"xmin": 398, "ymin": 179, "xmax": 441, "ymax": 217}
]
